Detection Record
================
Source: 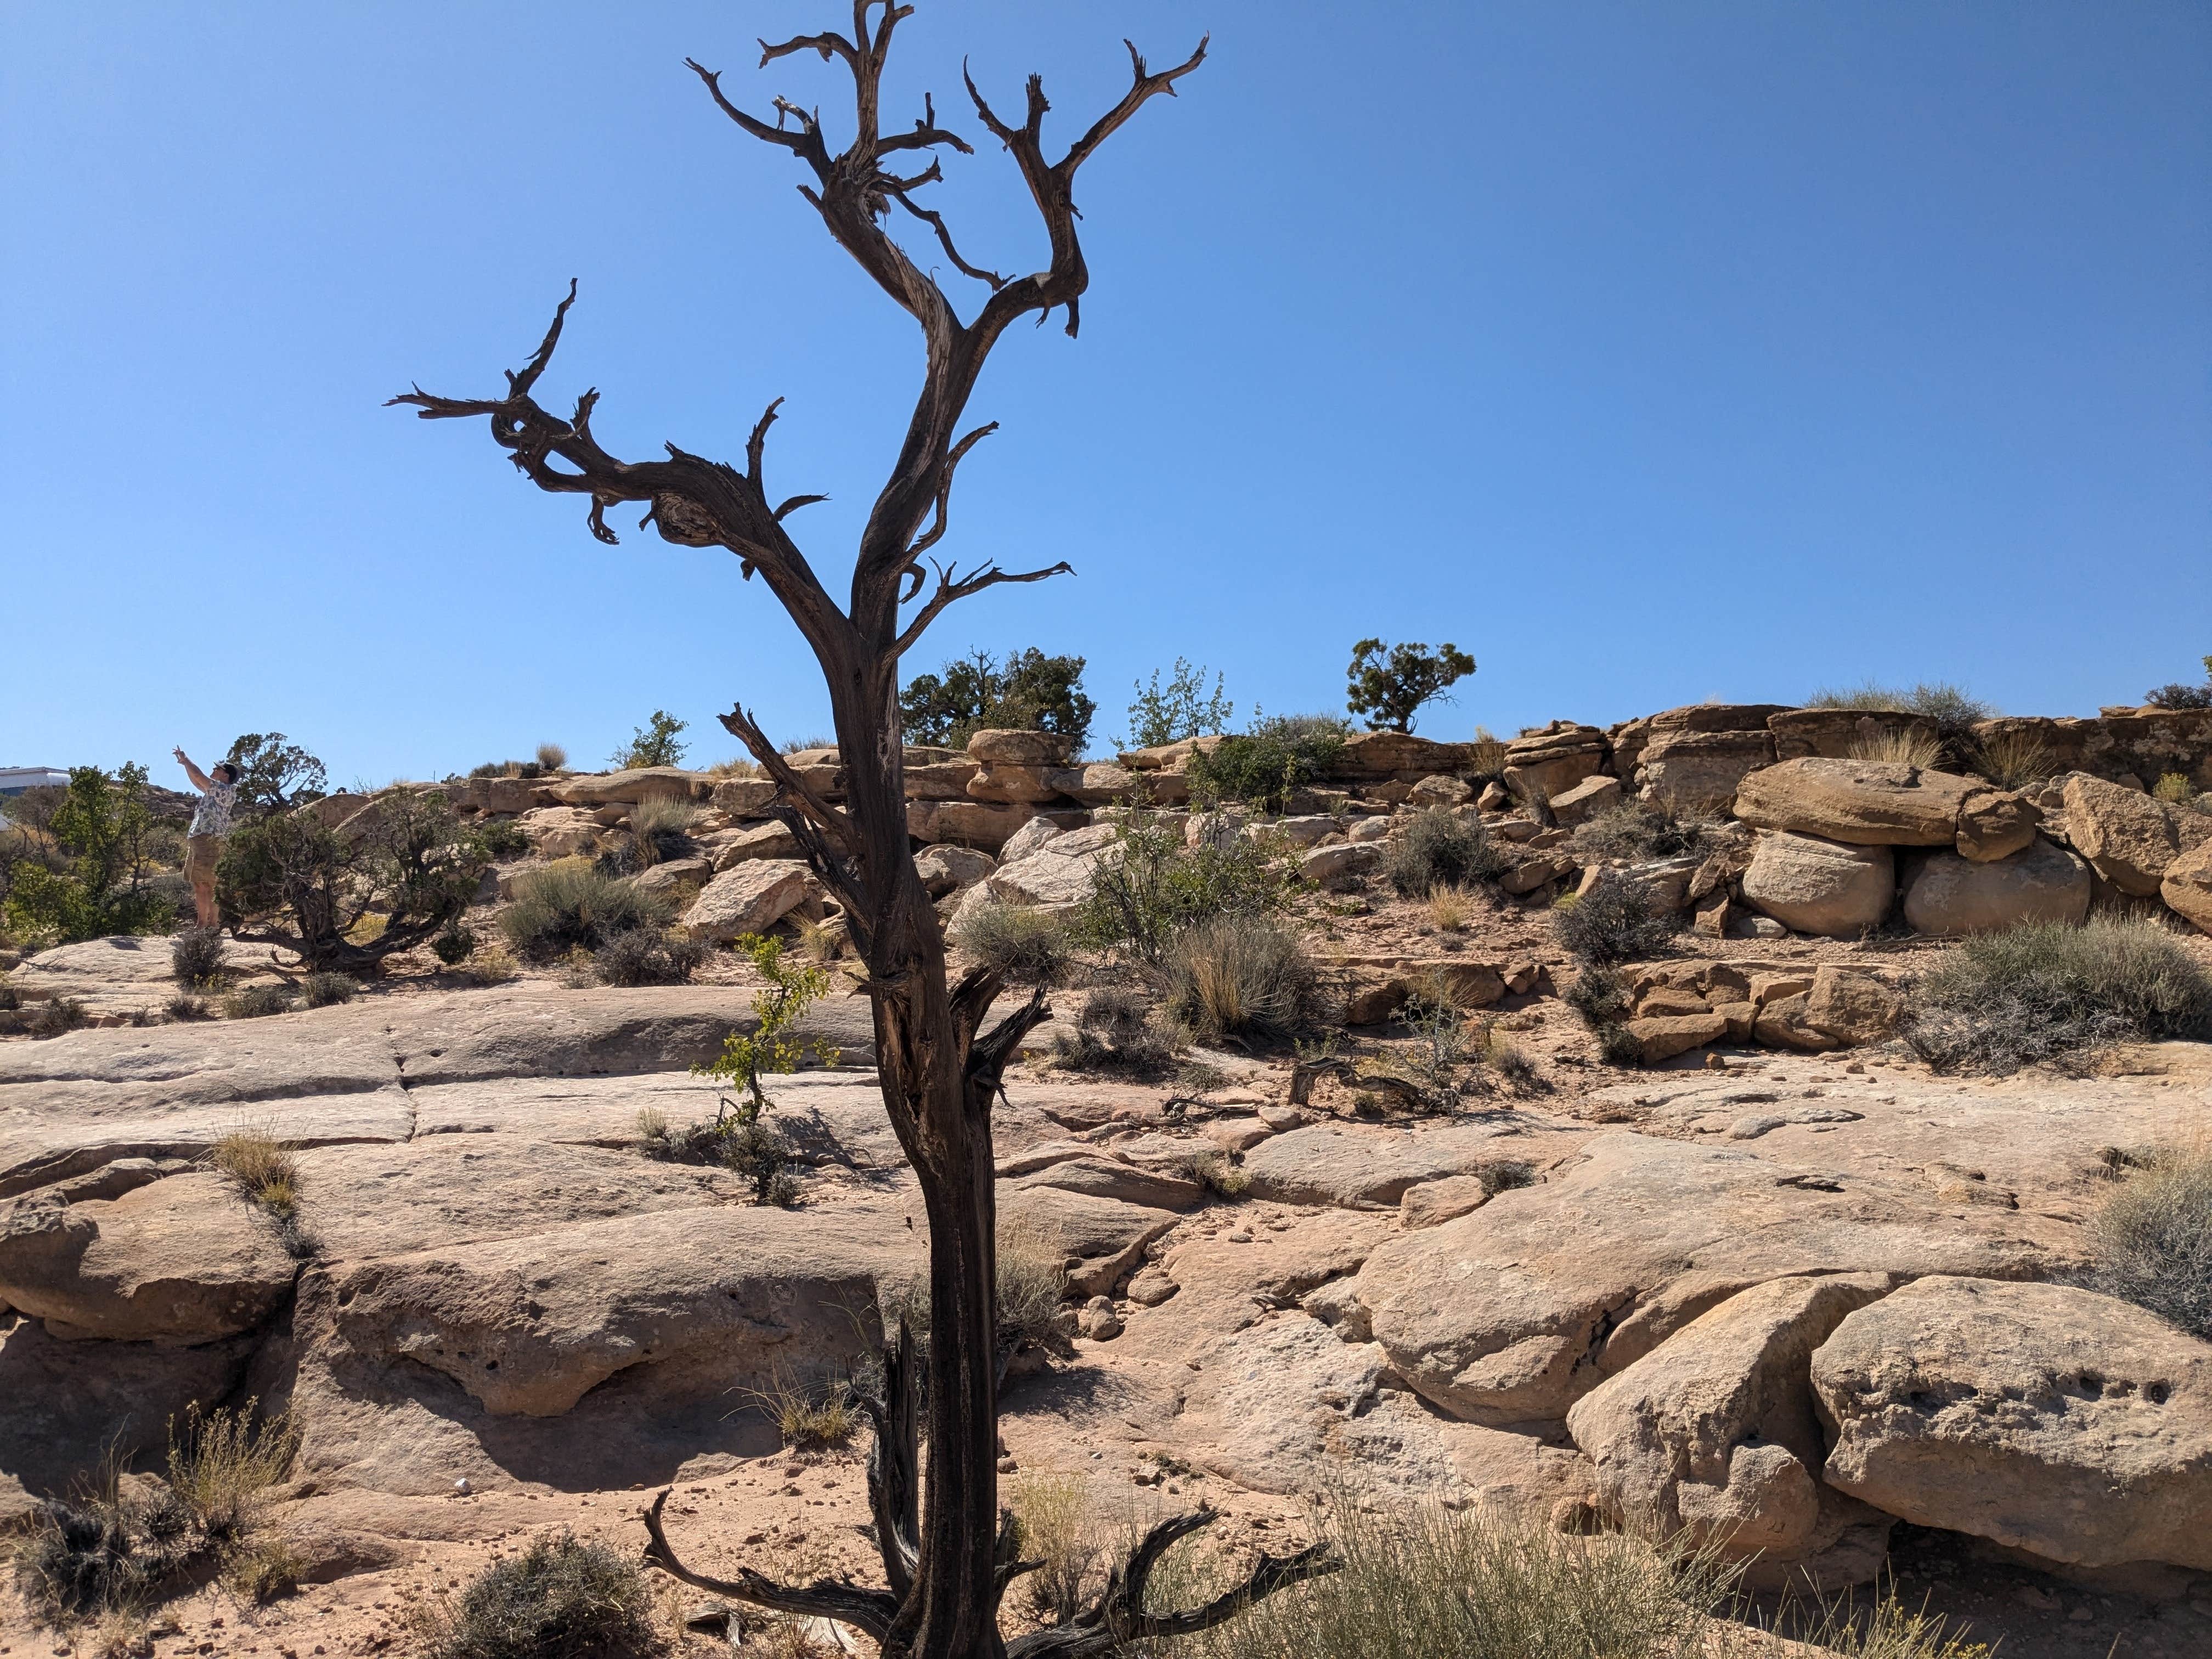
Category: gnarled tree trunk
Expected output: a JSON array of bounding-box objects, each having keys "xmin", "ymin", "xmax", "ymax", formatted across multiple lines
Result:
[{"xmin": 396, "ymin": 8, "xmax": 1331, "ymax": 1654}]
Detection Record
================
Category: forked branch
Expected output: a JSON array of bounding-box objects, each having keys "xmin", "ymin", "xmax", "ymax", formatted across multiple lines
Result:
[{"xmin": 894, "ymin": 557, "xmax": 1074, "ymax": 658}]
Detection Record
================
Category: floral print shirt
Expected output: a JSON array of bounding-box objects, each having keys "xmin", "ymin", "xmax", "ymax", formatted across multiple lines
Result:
[{"xmin": 189, "ymin": 780, "xmax": 238, "ymax": 839}]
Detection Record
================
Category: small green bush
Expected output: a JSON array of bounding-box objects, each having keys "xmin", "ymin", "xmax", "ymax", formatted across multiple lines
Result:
[
  {"xmin": 639, "ymin": 1097, "xmax": 798, "ymax": 1206},
  {"xmin": 499, "ymin": 861, "xmax": 672, "ymax": 961},
  {"xmin": 171, "ymin": 926, "xmax": 228, "ymax": 988},
  {"xmin": 1384, "ymin": 809, "xmax": 1509, "ymax": 898},
  {"xmin": 223, "ymin": 985, "xmax": 294, "ymax": 1020},
  {"xmin": 1901, "ymin": 918, "xmax": 2212, "ymax": 1074},
  {"xmin": 952, "ymin": 902, "xmax": 1071, "ymax": 985},
  {"xmin": 1072, "ymin": 808, "xmax": 1301, "ymax": 964},
  {"xmin": 1, "ymin": 764, "xmax": 173, "ymax": 944},
  {"xmin": 432, "ymin": 922, "xmax": 477, "ymax": 966},
  {"xmin": 594, "ymin": 926, "xmax": 705, "ymax": 987},
  {"xmin": 428, "ymin": 1533, "xmax": 657, "ymax": 1659},
  {"xmin": 1187, "ymin": 714, "xmax": 1349, "ymax": 811},
  {"xmin": 29, "ymin": 997, "xmax": 89, "ymax": 1038},
  {"xmin": 2092, "ymin": 1143, "xmax": 2212, "ymax": 1339},
  {"xmin": 299, "ymin": 971, "xmax": 357, "ymax": 1008},
  {"xmin": 610, "ymin": 709, "xmax": 688, "ymax": 770},
  {"xmin": 1554, "ymin": 872, "xmax": 1680, "ymax": 964},
  {"xmin": 476, "ymin": 819, "xmax": 532, "ymax": 860},
  {"xmin": 2152, "ymin": 772, "xmax": 2196, "ymax": 805},
  {"xmin": 1160, "ymin": 914, "xmax": 1327, "ymax": 1042},
  {"xmin": 2144, "ymin": 654, "xmax": 2212, "ymax": 711},
  {"xmin": 1124, "ymin": 657, "xmax": 1233, "ymax": 749},
  {"xmin": 1051, "ymin": 985, "xmax": 1176, "ymax": 1077}
]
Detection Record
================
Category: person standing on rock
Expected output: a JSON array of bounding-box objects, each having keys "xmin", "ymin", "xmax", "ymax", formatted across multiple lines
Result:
[{"xmin": 173, "ymin": 748, "xmax": 241, "ymax": 928}]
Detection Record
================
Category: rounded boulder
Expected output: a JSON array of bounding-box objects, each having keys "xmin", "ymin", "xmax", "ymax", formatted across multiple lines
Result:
[
  {"xmin": 1903, "ymin": 836, "xmax": 2091, "ymax": 936},
  {"xmin": 1740, "ymin": 832, "xmax": 1894, "ymax": 938}
]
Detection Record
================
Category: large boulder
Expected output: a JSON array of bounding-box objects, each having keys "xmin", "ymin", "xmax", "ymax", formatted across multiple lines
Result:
[
  {"xmin": 986, "ymin": 823, "xmax": 1121, "ymax": 910},
  {"xmin": 1354, "ymin": 1133, "xmax": 2055, "ymax": 1426},
  {"xmin": 2160, "ymin": 839, "xmax": 2212, "ymax": 932},
  {"xmin": 1637, "ymin": 729, "xmax": 1776, "ymax": 812},
  {"xmin": 996, "ymin": 1184, "xmax": 1177, "ymax": 1297},
  {"xmin": 966, "ymin": 765, "xmax": 1069, "ymax": 805},
  {"xmin": 965, "ymin": 729, "xmax": 1077, "ymax": 767},
  {"xmin": 679, "ymin": 860, "xmax": 817, "ymax": 942},
  {"xmin": 0, "ymin": 1171, "xmax": 298, "ymax": 1342},
  {"xmin": 905, "ymin": 799, "xmax": 1045, "ymax": 853},
  {"xmin": 1902, "ymin": 837, "xmax": 2092, "ymax": 935},
  {"xmin": 1502, "ymin": 725, "xmax": 1609, "ymax": 803},
  {"xmin": 551, "ymin": 768, "xmax": 711, "ymax": 808},
  {"xmin": 2059, "ymin": 774, "xmax": 2212, "ymax": 896},
  {"xmin": 913, "ymin": 844, "xmax": 995, "ymax": 898},
  {"xmin": 1813, "ymin": 1277, "xmax": 2212, "ymax": 1571},
  {"xmin": 1241, "ymin": 1122, "xmax": 1525, "ymax": 1210},
  {"xmin": 1740, "ymin": 832, "xmax": 1894, "ymax": 938},
  {"xmin": 710, "ymin": 777, "xmax": 779, "ymax": 817},
  {"xmin": 1735, "ymin": 758, "xmax": 2033, "ymax": 856},
  {"xmin": 710, "ymin": 820, "xmax": 802, "ymax": 868},
  {"xmin": 1566, "ymin": 1274, "xmax": 1897, "ymax": 1584},
  {"xmin": 324, "ymin": 1203, "xmax": 907, "ymax": 1417}
]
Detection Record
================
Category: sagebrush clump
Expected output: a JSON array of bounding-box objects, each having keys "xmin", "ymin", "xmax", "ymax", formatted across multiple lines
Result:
[
  {"xmin": 171, "ymin": 926, "xmax": 228, "ymax": 989},
  {"xmin": 1384, "ymin": 809, "xmax": 1508, "ymax": 898},
  {"xmin": 2091, "ymin": 1142, "xmax": 2212, "ymax": 1339},
  {"xmin": 1570, "ymin": 802, "xmax": 1719, "ymax": 865},
  {"xmin": 1071, "ymin": 807, "xmax": 1299, "ymax": 964},
  {"xmin": 499, "ymin": 860, "xmax": 672, "ymax": 960},
  {"xmin": 1554, "ymin": 872, "xmax": 1680, "ymax": 964},
  {"xmin": 952, "ymin": 901, "xmax": 1071, "ymax": 985},
  {"xmin": 1900, "ymin": 918, "xmax": 2212, "ymax": 1074},
  {"xmin": 426, "ymin": 1533, "xmax": 657, "ymax": 1659},
  {"xmin": 594, "ymin": 926, "xmax": 704, "ymax": 987}
]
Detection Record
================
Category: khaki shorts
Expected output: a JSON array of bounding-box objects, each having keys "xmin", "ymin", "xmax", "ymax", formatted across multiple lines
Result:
[{"xmin": 184, "ymin": 834, "xmax": 223, "ymax": 885}]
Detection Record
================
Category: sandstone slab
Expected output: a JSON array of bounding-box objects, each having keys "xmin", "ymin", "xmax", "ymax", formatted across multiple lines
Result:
[
  {"xmin": 2059, "ymin": 773, "xmax": 2212, "ymax": 896},
  {"xmin": 1735, "ymin": 758, "xmax": 1973, "ymax": 847},
  {"xmin": 1813, "ymin": 1276, "xmax": 2212, "ymax": 1570},
  {"xmin": 679, "ymin": 860, "xmax": 816, "ymax": 941},
  {"xmin": 551, "ymin": 768, "xmax": 710, "ymax": 808},
  {"xmin": 1241, "ymin": 1122, "xmax": 1528, "ymax": 1209},
  {"xmin": 988, "ymin": 823, "xmax": 1121, "ymax": 910}
]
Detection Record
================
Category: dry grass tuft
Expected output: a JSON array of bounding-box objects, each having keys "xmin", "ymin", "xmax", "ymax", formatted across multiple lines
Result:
[
  {"xmin": 1847, "ymin": 726, "xmax": 1946, "ymax": 770},
  {"xmin": 1182, "ymin": 1148, "xmax": 1251, "ymax": 1199},
  {"xmin": 211, "ymin": 1129, "xmax": 298, "ymax": 1210},
  {"xmin": 1159, "ymin": 915, "xmax": 1327, "ymax": 1041},
  {"xmin": 1969, "ymin": 729, "xmax": 2057, "ymax": 791},
  {"xmin": 1009, "ymin": 1469, "xmax": 1106, "ymax": 1625},
  {"xmin": 2092, "ymin": 1138, "xmax": 2212, "ymax": 1339},
  {"xmin": 1425, "ymin": 884, "xmax": 1477, "ymax": 933},
  {"xmin": 471, "ymin": 944, "xmax": 519, "ymax": 985}
]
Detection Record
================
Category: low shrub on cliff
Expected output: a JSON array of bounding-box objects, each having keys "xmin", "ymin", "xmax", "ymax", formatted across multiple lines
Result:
[
  {"xmin": 2092, "ymin": 1142, "xmax": 2212, "ymax": 1340},
  {"xmin": 500, "ymin": 861, "xmax": 670, "ymax": 960},
  {"xmin": 1383, "ymin": 809, "xmax": 1508, "ymax": 899},
  {"xmin": 425, "ymin": 1533, "xmax": 656, "ymax": 1659},
  {"xmin": 953, "ymin": 901, "xmax": 1071, "ymax": 986},
  {"xmin": 1072, "ymin": 809, "xmax": 1300, "ymax": 964},
  {"xmin": 1568, "ymin": 802, "xmax": 1718, "ymax": 865},
  {"xmin": 1186, "ymin": 714, "xmax": 1349, "ymax": 811},
  {"xmin": 1159, "ymin": 915, "xmax": 1327, "ymax": 1042},
  {"xmin": 1900, "ymin": 918, "xmax": 2212, "ymax": 1075},
  {"xmin": 1553, "ymin": 873, "xmax": 1679, "ymax": 965},
  {"xmin": 593, "ymin": 926, "xmax": 704, "ymax": 987}
]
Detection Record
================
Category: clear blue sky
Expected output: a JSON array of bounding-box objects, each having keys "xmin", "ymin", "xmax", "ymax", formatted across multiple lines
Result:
[{"xmin": 7, "ymin": 2, "xmax": 2207, "ymax": 782}]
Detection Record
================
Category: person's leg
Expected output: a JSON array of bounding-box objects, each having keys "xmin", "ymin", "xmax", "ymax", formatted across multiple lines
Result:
[{"xmin": 185, "ymin": 836, "xmax": 218, "ymax": 928}]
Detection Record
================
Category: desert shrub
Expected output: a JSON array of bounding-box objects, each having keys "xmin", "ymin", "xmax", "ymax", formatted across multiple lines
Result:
[
  {"xmin": 166, "ymin": 1402, "xmax": 298, "ymax": 1547},
  {"xmin": 1186, "ymin": 714, "xmax": 1349, "ymax": 811},
  {"xmin": 1847, "ymin": 726, "xmax": 1945, "ymax": 770},
  {"xmin": 749, "ymin": 1374, "xmax": 857, "ymax": 1453},
  {"xmin": 1159, "ymin": 915, "xmax": 1326, "ymax": 1042},
  {"xmin": 2144, "ymin": 654, "xmax": 2212, "ymax": 711},
  {"xmin": 1968, "ymin": 728, "xmax": 2057, "ymax": 791},
  {"xmin": 594, "ymin": 926, "xmax": 704, "ymax": 987},
  {"xmin": 1564, "ymin": 964, "xmax": 1631, "ymax": 1026},
  {"xmin": 2091, "ymin": 1142, "xmax": 2212, "ymax": 1339},
  {"xmin": 221, "ymin": 1534, "xmax": 306, "ymax": 1604},
  {"xmin": 170, "ymin": 926, "xmax": 227, "ymax": 988},
  {"xmin": 1009, "ymin": 1469, "xmax": 1105, "ymax": 1624},
  {"xmin": 1, "ymin": 764, "xmax": 173, "ymax": 944},
  {"xmin": 223, "ymin": 984, "xmax": 294, "ymax": 1019},
  {"xmin": 300, "ymin": 970, "xmax": 357, "ymax": 1008},
  {"xmin": 219, "ymin": 733, "xmax": 328, "ymax": 820},
  {"xmin": 641, "ymin": 1097, "xmax": 799, "ymax": 1205},
  {"xmin": 1172, "ymin": 1500, "xmax": 1729, "ymax": 1659},
  {"xmin": 1901, "ymin": 918, "xmax": 2212, "ymax": 1074},
  {"xmin": 499, "ymin": 860, "xmax": 671, "ymax": 960},
  {"xmin": 627, "ymin": 795, "xmax": 697, "ymax": 863},
  {"xmin": 471, "ymin": 944, "xmax": 518, "ymax": 985},
  {"xmin": 535, "ymin": 741, "xmax": 568, "ymax": 771},
  {"xmin": 211, "ymin": 1128, "xmax": 301, "ymax": 1224},
  {"xmin": 2152, "ymin": 772, "xmax": 2196, "ymax": 805},
  {"xmin": 1345, "ymin": 637, "xmax": 1476, "ymax": 733},
  {"xmin": 220, "ymin": 792, "xmax": 494, "ymax": 972},
  {"xmin": 433, "ymin": 921, "xmax": 477, "ymax": 966},
  {"xmin": 427, "ymin": 1533, "xmax": 656, "ymax": 1659},
  {"xmin": 29, "ymin": 996, "xmax": 89, "ymax": 1037},
  {"xmin": 12, "ymin": 1486, "xmax": 198, "ymax": 1621},
  {"xmin": 900, "ymin": 646, "xmax": 1095, "ymax": 750},
  {"xmin": 1124, "ymin": 658, "xmax": 1233, "ymax": 749},
  {"xmin": 696, "ymin": 933, "xmax": 840, "ymax": 1108},
  {"xmin": 610, "ymin": 709, "xmax": 688, "ymax": 770},
  {"xmin": 1475, "ymin": 1158, "xmax": 1537, "ymax": 1195},
  {"xmin": 1384, "ymin": 809, "xmax": 1509, "ymax": 899},
  {"xmin": 1554, "ymin": 872, "xmax": 1680, "ymax": 964},
  {"xmin": 1052, "ymin": 985, "xmax": 1176, "ymax": 1076},
  {"xmin": 1570, "ymin": 803, "xmax": 1718, "ymax": 865},
  {"xmin": 953, "ymin": 902, "xmax": 1071, "ymax": 985},
  {"xmin": 1805, "ymin": 680, "xmax": 1993, "ymax": 763},
  {"xmin": 1072, "ymin": 808, "xmax": 1300, "ymax": 964},
  {"xmin": 996, "ymin": 1218, "xmax": 1071, "ymax": 1352},
  {"xmin": 1182, "ymin": 1148, "xmax": 1251, "ymax": 1199},
  {"xmin": 476, "ymin": 818, "xmax": 532, "ymax": 861},
  {"xmin": 166, "ymin": 992, "xmax": 212, "ymax": 1021},
  {"xmin": 1478, "ymin": 1029, "xmax": 1541, "ymax": 1092}
]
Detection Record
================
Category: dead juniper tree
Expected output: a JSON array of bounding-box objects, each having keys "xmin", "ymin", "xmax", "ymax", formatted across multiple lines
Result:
[{"xmin": 393, "ymin": 7, "xmax": 1330, "ymax": 1655}]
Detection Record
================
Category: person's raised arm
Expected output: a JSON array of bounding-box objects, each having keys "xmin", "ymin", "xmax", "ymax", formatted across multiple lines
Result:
[{"xmin": 173, "ymin": 747, "xmax": 215, "ymax": 793}]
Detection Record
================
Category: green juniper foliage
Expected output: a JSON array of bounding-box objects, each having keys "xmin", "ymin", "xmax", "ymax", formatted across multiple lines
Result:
[
  {"xmin": 219, "ymin": 734, "xmax": 329, "ymax": 820},
  {"xmin": 899, "ymin": 646, "xmax": 1095, "ymax": 749},
  {"xmin": 1186, "ymin": 713, "xmax": 1348, "ymax": 812},
  {"xmin": 697, "ymin": 933, "xmax": 840, "ymax": 1111},
  {"xmin": 1346, "ymin": 638, "xmax": 1476, "ymax": 733},
  {"xmin": 2146, "ymin": 653, "xmax": 2212, "ymax": 711},
  {"xmin": 1072, "ymin": 806, "xmax": 1301, "ymax": 964},
  {"xmin": 610, "ymin": 709, "xmax": 689, "ymax": 769}
]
